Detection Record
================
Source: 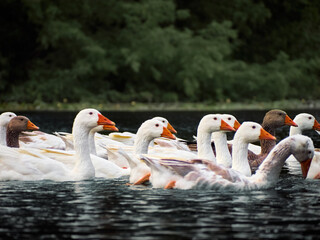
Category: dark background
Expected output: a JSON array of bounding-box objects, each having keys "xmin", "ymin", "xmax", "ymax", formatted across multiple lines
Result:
[{"xmin": 0, "ymin": 0, "xmax": 319, "ymax": 105}]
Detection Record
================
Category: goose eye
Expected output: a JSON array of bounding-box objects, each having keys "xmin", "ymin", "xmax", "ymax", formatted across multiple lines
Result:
[
  {"xmin": 228, "ymin": 117, "xmax": 231, "ymax": 121},
  {"xmin": 308, "ymin": 117, "xmax": 312, "ymax": 120},
  {"xmin": 162, "ymin": 120, "xmax": 165, "ymax": 123},
  {"xmin": 20, "ymin": 119, "xmax": 24, "ymax": 121},
  {"xmin": 252, "ymin": 126, "xmax": 256, "ymax": 129},
  {"xmin": 89, "ymin": 112, "xmax": 93, "ymax": 115},
  {"xmin": 155, "ymin": 124, "xmax": 159, "ymax": 127},
  {"xmin": 213, "ymin": 117, "xmax": 217, "ymax": 120},
  {"xmin": 9, "ymin": 115, "xmax": 12, "ymax": 117}
]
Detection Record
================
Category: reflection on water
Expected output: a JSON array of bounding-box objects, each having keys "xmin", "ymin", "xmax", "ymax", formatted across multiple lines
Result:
[
  {"xmin": 1, "ymin": 110, "xmax": 320, "ymax": 239},
  {"xmin": 1, "ymin": 176, "xmax": 320, "ymax": 239}
]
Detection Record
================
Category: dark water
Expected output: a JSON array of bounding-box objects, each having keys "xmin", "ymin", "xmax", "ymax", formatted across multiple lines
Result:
[{"xmin": 1, "ymin": 110, "xmax": 320, "ymax": 239}]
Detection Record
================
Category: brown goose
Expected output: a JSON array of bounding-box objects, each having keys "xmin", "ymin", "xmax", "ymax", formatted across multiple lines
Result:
[
  {"xmin": 247, "ymin": 109, "xmax": 297, "ymax": 170},
  {"xmin": 6, "ymin": 116, "xmax": 39, "ymax": 148}
]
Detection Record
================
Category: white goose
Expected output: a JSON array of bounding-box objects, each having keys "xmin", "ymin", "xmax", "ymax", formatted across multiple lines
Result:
[
  {"xmin": 0, "ymin": 112, "xmax": 17, "ymax": 145},
  {"xmin": 0, "ymin": 109, "xmax": 126, "ymax": 181},
  {"xmin": 109, "ymin": 116, "xmax": 177, "ymax": 146},
  {"xmin": 88, "ymin": 125, "xmax": 120, "ymax": 158},
  {"xmin": 143, "ymin": 135, "xmax": 314, "ymax": 190},
  {"xmin": 8, "ymin": 114, "xmax": 65, "ymax": 150},
  {"xmin": 19, "ymin": 117, "xmax": 117, "ymax": 151},
  {"xmin": 141, "ymin": 121, "xmax": 275, "ymax": 188},
  {"xmin": 116, "ymin": 118, "xmax": 176, "ymax": 185},
  {"xmin": 56, "ymin": 116, "xmax": 178, "ymax": 167},
  {"xmin": 213, "ymin": 114, "xmax": 241, "ymax": 167},
  {"xmin": 141, "ymin": 114, "xmax": 236, "ymax": 167},
  {"xmin": 106, "ymin": 117, "xmax": 178, "ymax": 169},
  {"xmin": 289, "ymin": 113, "xmax": 320, "ymax": 135},
  {"xmin": 231, "ymin": 122, "xmax": 276, "ymax": 176},
  {"xmin": 284, "ymin": 113, "xmax": 320, "ymax": 178}
]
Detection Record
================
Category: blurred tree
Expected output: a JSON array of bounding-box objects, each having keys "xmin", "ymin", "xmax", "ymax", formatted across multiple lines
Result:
[{"xmin": 0, "ymin": 0, "xmax": 319, "ymax": 104}]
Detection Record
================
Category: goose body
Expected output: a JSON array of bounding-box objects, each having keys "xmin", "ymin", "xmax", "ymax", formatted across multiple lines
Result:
[
  {"xmin": 106, "ymin": 117, "xmax": 178, "ymax": 169},
  {"xmin": 0, "ymin": 109, "xmax": 126, "ymax": 181},
  {"xmin": 143, "ymin": 135, "xmax": 314, "ymax": 190},
  {"xmin": 35, "ymin": 111, "xmax": 129, "ymax": 179},
  {"xmin": 140, "ymin": 114, "xmax": 236, "ymax": 166},
  {"xmin": 188, "ymin": 110, "xmax": 297, "ymax": 170},
  {"xmin": 142, "ymin": 121, "xmax": 275, "ymax": 188},
  {"xmin": 19, "ymin": 131, "xmax": 66, "ymax": 150},
  {"xmin": 0, "ymin": 111, "xmax": 65, "ymax": 150},
  {"xmin": 117, "ymin": 118, "xmax": 176, "ymax": 184}
]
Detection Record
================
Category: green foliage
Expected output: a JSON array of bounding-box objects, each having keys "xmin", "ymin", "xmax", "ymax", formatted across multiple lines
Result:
[{"xmin": 0, "ymin": 0, "xmax": 319, "ymax": 105}]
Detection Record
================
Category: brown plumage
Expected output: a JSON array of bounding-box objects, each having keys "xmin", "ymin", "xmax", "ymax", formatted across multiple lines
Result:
[
  {"xmin": 6, "ymin": 116, "xmax": 39, "ymax": 148},
  {"xmin": 248, "ymin": 109, "xmax": 297, "ymax": 171}
]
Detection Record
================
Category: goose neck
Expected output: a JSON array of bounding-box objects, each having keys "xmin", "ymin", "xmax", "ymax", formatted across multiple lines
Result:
[
  {"xmin": 252, "ymin": 141, "xmax": 291, "ymax": 183},
  {"xmin": 88, "ymin": 130, "xmax": 97, "ymax": 155},
  {"xmin": 134, "ymin": 132, "xmax": 153, "ymax": 154},
  {"xmin": 6, "ymin": 129, "xmax": 20, "ymax": 148},
  {"xmin": 72, "ymin": 124, "xmax": 95, "ymax": 178},
  {"xmin": 197, "ymin": 129, "xmax": 216, "ymax": 162},
  {"xmin": 289, "ymin": 126, "xmax": 302, "ymax": 136},
  {"xmin": 212, "ymin": 132, "xmax": 231, "ymax": 167},
  {"xmin": 260, "ymin": 124, "xmax": 276, "ymax": 154},
  {"xmin": 232, "ymin": 137, "xmax": 251, "ymax": 176}
]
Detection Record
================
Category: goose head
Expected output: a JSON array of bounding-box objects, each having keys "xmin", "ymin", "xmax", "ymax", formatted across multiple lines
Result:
[
  {"xmin": 8, "ymin": 116, "xmax": 39, "ymax": 132},
  {"xmin": 152, "ymin": 117, "xmax": 177, "ymax": 134},
  {"xmin": 235, "ymin": 122, "xmax": 276, "ymax": 142},
  {"xmin": 137, "ymin": 119, "xmax": 176, "ymax": 141},
  {"xmin": 263, "ymin": 109, "xmax": 297, "ymax": 128},
  {"xmin": 293, "ymin": 113, "xmax": 320, "ymax": 131},
  {"xmin": 222, "ymin": 114, "xmax": 241, "ymax": 130},
  {"xmin": 73, "ymin": 108, "xmax": 115, "ymax": 130},
  {"xmin": 288, "ymin": 135, "xmax": 315, "ymax": 178},
  {"xmin": 198, "ymin": 114, "xmax": 235, "ymax": 133},
  {"xmin": 0, "ymin": 112, "xmax": 17, "ymax": 128}
]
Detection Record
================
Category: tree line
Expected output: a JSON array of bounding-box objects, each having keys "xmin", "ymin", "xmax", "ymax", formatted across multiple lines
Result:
[{"xmin": 0, "ymin": 0, "xmax": 319, "ymax": 104}]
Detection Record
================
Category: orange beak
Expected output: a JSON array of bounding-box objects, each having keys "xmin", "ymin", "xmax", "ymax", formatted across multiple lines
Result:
[
  {"xmin": 27, "ymin": 120, "xmax": 39, "ymax": 130},
  {"xmin": 220, "ymin": 119, "xmax": 235, "ymax": 132},
  {"xmin": 233, "ymin": 120, "xmax": 241, "ymax": 130},
  {"xmin": 313, "ymin": 119, "xmax": 320, "ymax": 131},
  {"xmin": 300, "ymin": 158, "xmax": 312, "ymax": 178},
  {"xmin": 167, "ymin": 122, "xmax": 177, "ymax": 134},
  {"xmin": 285, "ymin": 115, "xmax": 298, "ymax": 127},
  {"xmin": 259, "ymin": 128, "xmax": 276, "ymax": 140},
  {"xmin": 97, "ymin": 113, "xmax": 115, "ymax": 126},
  {"xmin": 103, "ymin": 125, "xmax": 119, "ymax": 132},
  {"xmin": 161, "ymin": 126, "xmax": 176, "ymax": 140}
]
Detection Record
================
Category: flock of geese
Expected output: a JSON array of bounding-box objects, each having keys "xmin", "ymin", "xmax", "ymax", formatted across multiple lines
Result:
[{"xmin": 0, "ymin": 108, "xmax": 319, "ymax": 191}]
